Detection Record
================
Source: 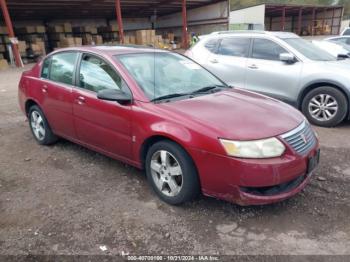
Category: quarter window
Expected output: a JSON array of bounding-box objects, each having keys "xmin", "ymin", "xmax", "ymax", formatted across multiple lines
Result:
[
  {"xmin": 252, "ymin": 39, "xmax": 288, "ymax": 61},
  {"xmin": 49, "ymin": 52, "xmax": 78, "ymax": 85},
  {"xmin": 217, "ymin": 38, "xmax": 250, "ymax": 57},
  {"xmin": 41, "ymin": 58, "xmax": 51, "ymax": 79},
  {"xmin": 204, "ymin": 39, "xmax": 220, "ymax": 53},
  {"xmin": 78, "ymin": 54, "xmax": 122, "ymax": 92}
]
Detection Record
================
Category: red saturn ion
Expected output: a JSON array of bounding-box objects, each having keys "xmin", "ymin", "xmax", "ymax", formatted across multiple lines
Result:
[{"xmin": 18, "ymin": 46, "xmax": 320, "ymax": 205}]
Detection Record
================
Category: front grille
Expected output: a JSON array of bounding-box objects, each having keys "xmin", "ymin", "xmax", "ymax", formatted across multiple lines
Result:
[
  {"xmin": 280, "ymin": 121, "xmax": 317, "ymax": 155},
  {"xmin": 240, "ymin": 175, "xmax": 306, "ymax": 196}
]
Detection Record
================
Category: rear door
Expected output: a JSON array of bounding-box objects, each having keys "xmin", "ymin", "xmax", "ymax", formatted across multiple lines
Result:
[
  {"xmin": 205, "ymin": 37, "xmax": 250, "ymax": 88},
  {"xmin": 72, "ymin": 53, "xmax": 133, "ymax": 159},
  {"xmin": 40, "ymin": 52, "xmax": 79, "ymax": 139},
  {"xmin": 245, "ymin": 38, "xmax": 303, "ymax": 104}
]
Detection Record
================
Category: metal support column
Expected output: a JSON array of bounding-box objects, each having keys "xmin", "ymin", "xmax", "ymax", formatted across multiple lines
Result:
[
  {"xmin": 281, "ymin": 6, "xmax": 286, "ymax": 31},
  {"xmin": 311, "ymin": 8, "xmax": 316, "ymax": 36},
  {"xmin": 0, "ymin": 0, "xmax": 22, "ymax": 67},
  {"xmin": 297, "ymin": 8, "xmax": 303, "ymax": 35},
  {"xmin": 115, "ymin": 0, "xmax": 124, "ymax": 44},
  {"xmin": 182, "ymin": 0, "xmax": 189, "ymax": 49}
]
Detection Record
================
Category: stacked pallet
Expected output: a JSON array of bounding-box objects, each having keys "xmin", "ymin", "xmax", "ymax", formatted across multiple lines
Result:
[
  {"xmin": 57, "ymin": 37, "xmax": 82, "ymax": 48},
  {"xmin": 0, "ymin": 26, "xmax": 8, "ymax": 62},
  {"xmin": 48, "ymin": 23, "xmax": 73, "ymax": 49},
  {"xmin": 98, "ymin": 25, "xmax": 119, "ymax": 43},
  {"xmin": 73, "ymin": 25, "xmax": 103, "ymax": 45}
]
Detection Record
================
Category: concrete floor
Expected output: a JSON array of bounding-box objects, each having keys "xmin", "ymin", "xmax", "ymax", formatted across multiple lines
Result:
[{"xmin": 0, "ymin": 65, "xmax": 350, "ymax": 257}]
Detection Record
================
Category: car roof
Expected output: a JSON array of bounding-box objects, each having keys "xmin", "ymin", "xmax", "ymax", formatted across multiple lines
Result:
[
  {"xmin": 327, "ymin": 36, "xmax": 350, "ymax": 39},
  {"xmin": 203, "ymin": 30, "xmax": 299, "ymax": 39},
  {"xmin": 50, "ymin": 45, "xmax": 169, "ymax": 56}
]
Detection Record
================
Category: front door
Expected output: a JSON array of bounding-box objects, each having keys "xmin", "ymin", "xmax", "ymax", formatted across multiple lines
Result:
[
  {"xmin": 72, "ymin": 54, "xmax": 133, "ymax": 159},
  {"xmin": 245, "ymin": 38, "xmax": 303, "ymax": 104},
  {"xmin": 205, "ymin": 37, "xmax": 250, "ymax": 88}
]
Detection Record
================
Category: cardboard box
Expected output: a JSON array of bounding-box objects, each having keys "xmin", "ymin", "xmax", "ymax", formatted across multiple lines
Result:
[
  {"xmin": 129, "ymin": 35, "xmax": 136, "ymax": 44},
  {"xmin": 83, "ymin": 26, "xmax": 97, "ymax": 34},
  {"xmin": 18, "ymin": 41, "xmax": 27, "ymax": 53},
  {"xmin": 167, "ymin": 33, "xmax": 175, "ymax": 42},
  {"xmin": 136, "ymin": 30, "xmax": 147, "ymax": 45},
  {"xmin": 49, "ymin": 25, "xmax": 64, "ymax": 33},
  {"xmin": 63, "ymin": 23, "xmax": 72, "ymax": 33},
  {"xmin": 0, "ymin": 59, "xmax": 9, "ymax": 70},
  {"xmin": 36, "ymin": 26, "xmax": 46, "ymax": 33},
  {"xmin": 93, "ymin": 35, "xmax": 103, "ymax": 45},
  {"xmin": 74, "ymin": 37, "xmax": 82, "ymax": 46},
  {"xmin": 60, "ymin": 37, "xmax": 75, "ymax": 47},
  {"xmin": 50, "ymin": 33, "xmax": 65, "ymax": 41},
  {"xmin": 82, "ymin": 34, "xmax": 93, "ymax": 45},
  {"xmin": 109, "ymin": 24, "xmax": 118, "ymax": 32}
]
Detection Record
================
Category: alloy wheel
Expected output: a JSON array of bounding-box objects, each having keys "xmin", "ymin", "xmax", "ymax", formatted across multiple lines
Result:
[
  {"xmin": 308, "ymin": 94, "xmax": 338, "ymax": 122},
  {"xmin": 150, "ymin": 150, "xmax": 183, "ymax": 197},
  {"xmin": 30, "ymin": 111, "xmax": 46, "ymax": 141}
]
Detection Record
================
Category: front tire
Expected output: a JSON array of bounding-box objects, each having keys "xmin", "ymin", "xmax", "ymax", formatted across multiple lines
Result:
[
  {"xmin": 145, "ymin": 140, "xmax": 200, "ymax": 205},
  {"xmin": 302, "ymin": 87, "xmax": 348, "ymax": 127},
  {"xmin": 28, "ymin": 105, "xmax": 58, "ymax": 145}
]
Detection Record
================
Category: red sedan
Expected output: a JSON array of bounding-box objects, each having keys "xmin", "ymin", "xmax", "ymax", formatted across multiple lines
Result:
[{"xmin": 18, "ymin": 46, "xmax": 320, "ymax": 205}]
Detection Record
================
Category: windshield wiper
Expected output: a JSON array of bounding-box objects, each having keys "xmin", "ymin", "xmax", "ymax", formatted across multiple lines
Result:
[
  {"xmin": 151, "ymin": 93, "xmax": 189, "ymax": 102},
  {"xmin": 190, "ymin": 85, "xmax": 227, "ymax": 94}
]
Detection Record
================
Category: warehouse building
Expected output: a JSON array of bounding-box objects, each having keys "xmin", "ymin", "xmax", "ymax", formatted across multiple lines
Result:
[
  {"xmin": 0, "ymin": 0, "xmax": 229, "ymax": 69},
  {"xmin": 230, "ymin": 3, "xmax": 344, "ymax": 36}
]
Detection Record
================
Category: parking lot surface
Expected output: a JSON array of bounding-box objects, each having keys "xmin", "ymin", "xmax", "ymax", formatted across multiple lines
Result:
[{"xmin": 1, "ymin": 65, "xmax": 350, "ymax": 256}]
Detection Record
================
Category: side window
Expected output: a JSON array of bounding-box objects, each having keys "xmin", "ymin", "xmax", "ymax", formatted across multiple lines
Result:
[
  {"xmin": 204, "ymin": 39, "xmax": 219, "ymax": 53},
  {"xmin": 41, "ymin": 57, "xmax": 51, "ymax": 79},
  {"xmin": 252, "ymin": 39, "xmax": 288, "ymax": 61},
  {"xmin": 79, "ymin": 54, "xmax": 122, "ymax": 93},
  {"xmin": 343, "ymin": 29, "xmax": 350, "ymax": 36},
  {"xmin": 49, "ymin": 52, "xmax": 78, "ymax": 85},
  {"xmin": 217, "ymin": 38, "xmax": 250, "ymax": 57}
]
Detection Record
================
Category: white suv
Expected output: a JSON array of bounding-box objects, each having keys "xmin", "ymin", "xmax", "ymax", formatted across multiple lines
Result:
[{"xmin": 186, "ymin": 31, "xmax": 350, "ymax": 127}]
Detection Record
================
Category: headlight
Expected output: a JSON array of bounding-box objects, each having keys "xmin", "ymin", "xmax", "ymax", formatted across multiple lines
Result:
[{"xmin": 219, "ymin": 137, "xmax": 285, "ymax": 159}]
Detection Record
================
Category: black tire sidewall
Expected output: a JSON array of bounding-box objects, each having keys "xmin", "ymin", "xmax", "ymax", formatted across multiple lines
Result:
[
  {"xmin": 302, "ymin": 87, "xmax": 348, "ymax": 127},
  {"xmin": 28, "ymin": 105, "xmax": 57, "ymax": 145},
  {"xmin": 145, "ymin": 140, "xmax": 200, "ymax": 205}
]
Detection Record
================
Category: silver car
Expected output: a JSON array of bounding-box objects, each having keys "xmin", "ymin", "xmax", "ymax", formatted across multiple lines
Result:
[{"xmin": 186, "ymin": 31, "xmax": 350, "ymax": 127}]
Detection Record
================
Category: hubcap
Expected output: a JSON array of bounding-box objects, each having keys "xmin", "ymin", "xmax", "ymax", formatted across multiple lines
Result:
[
  {"xmin": 150, "ymin": 150, "xmax": 183, "ymax": 197},
  {"xmin": 308, "ymin": 94, "xmax": 338, "ymax": 122},
  {"xmin": 30, "ymin": 111, "xmax": 45, "ymax": 141}
]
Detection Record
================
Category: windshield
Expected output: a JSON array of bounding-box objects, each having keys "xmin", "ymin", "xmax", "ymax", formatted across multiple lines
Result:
[
  {"xmin": 284, "ymin": 38, "xmax": 337, "ymax": 61},
  {"xmin": 116, "ymin": 52, "xmax": 226, "ymax": 101}
]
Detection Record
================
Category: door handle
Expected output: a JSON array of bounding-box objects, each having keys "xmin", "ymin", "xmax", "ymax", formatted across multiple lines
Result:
[
  {"xmin": 248, "ymin": 64, "xmax": 259, "ymax": 69},
  {"xmin": 77, "ymin": 96, "xmax": 86, "ymax": 105},
  {"xmin": 210, "ymin": 58, "xmax": 219, "ymax": 64},
  {"xmin": 42, "ymin": 85, "xmax": 48, "ymax": 93}
]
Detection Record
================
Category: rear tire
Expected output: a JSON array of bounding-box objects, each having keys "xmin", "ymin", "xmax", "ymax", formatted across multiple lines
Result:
[
  {"xmin": 145, "ymin": 140, "xmax": 200, "ymax": 205},
  {"xmin": 28, "ymin": 105, "xmax": 58, "ymax": 145},
  {"xmin": 302, "ymin": 87, "xmax": 348, "ymax": 127}
]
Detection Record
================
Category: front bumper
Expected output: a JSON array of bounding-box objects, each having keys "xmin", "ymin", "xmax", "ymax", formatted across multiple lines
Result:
[{"xmin": 189, "ymin": 142, "xmax": 320, "ymax": 206}]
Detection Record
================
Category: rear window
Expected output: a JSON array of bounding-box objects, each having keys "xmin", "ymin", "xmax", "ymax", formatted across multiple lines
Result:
[{"xmin": 49, "ymin": 52, "xmax": 78, "ymax": 85}]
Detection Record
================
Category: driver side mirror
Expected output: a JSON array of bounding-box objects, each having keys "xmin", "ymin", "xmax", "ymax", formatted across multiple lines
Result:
[
  {"xmin": 97, "ymin": 89, "xmax": 132, "ymax": 105},
  {"xmin": 280, "ymin": 53, "xmax": 296, "ymax": 64}
]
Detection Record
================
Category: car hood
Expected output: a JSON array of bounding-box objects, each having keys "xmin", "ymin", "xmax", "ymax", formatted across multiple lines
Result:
[{"xmin": 160, "ymin": 89, "xmax": 304, "ymax": 140}]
